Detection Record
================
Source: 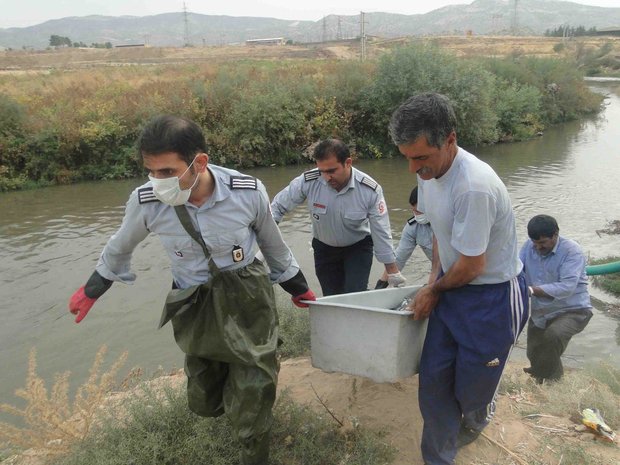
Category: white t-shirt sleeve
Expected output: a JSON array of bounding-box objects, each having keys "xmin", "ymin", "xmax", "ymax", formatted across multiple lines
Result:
[{"xmin": 451, "ymin": 191, "xmax": 496, "ymax": 257}]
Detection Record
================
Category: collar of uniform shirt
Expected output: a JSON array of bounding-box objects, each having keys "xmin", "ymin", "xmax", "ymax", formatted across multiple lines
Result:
[
  {"xmin": 326, "ymin": 166, "xmax": 357, "ymax": 194},
  {"xmin": 189, "ymin": 166, "xmax": 231, "ymax": 210}
]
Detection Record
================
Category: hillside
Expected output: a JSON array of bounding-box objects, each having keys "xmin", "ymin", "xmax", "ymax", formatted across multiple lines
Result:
[{"xmin": 1, "ymin": 0, "xmax": 620, "ymax": 50}]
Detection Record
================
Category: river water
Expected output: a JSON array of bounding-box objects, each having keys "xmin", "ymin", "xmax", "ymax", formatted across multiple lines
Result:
[{"xmin": 1, "ymin": 82, "xmax": 619, "ymax": 406}]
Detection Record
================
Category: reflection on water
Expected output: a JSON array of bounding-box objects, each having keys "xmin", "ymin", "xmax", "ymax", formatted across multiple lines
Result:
[{"xmin": 1, "ymin": 83, "xmax": 620, "ymax": 407}]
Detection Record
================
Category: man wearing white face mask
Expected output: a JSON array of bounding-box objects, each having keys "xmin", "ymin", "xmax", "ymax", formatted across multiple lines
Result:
[
  {"xmin": 147, "ymin": 153, "xmax": 201, "ymax": 205},
  {"xmin": 68, "ymin": 115, "xmax": 316, "ymax": 465},
  {"xmin": 375, "ymin": 186, "xmax": 433, "ymax": 288}
]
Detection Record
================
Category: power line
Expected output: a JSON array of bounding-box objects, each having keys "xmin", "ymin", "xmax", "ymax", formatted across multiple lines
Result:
[
  {"xmin": 360, "ymin": 11, "xmax": 366, "ymax": 61},
  {"xmin": 322, "ymin": 16, "xmax": 327, "ymax": 42},
  {"xmin": 511, "ymin": 0, "xmax": 519, "ymax": 34},
  {"xmin": 183, "ymin": 2, "xmax": 191, "ymax": 47}
]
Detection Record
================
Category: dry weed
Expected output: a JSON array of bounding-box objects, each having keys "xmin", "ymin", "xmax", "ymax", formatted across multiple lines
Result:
[{"xmin": 0, "ymin": 345, "xmax": 127, "ymax": 456}]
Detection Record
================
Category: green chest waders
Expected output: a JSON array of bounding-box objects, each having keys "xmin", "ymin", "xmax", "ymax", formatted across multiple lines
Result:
[{"xmin": 158, "ymin": 206, "xmax": 279, "ymax": 465}]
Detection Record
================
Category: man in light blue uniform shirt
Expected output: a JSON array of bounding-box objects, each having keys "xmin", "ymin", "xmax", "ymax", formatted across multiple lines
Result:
[
  {"xmin": 271, "ymin": 138, "xmax": 404, "ymax": 296},
  {"xmin": 390, "ymin": 93, "xmax": 529, "ymax": 465},
  {"xmin": 520, "ymin": 214, "xmax": 592, "ymax": 383},
  {"xmin": 68, "ymin": 115, "xmax": 315, "ymax": 465},
  {"xmin": 375, "ymin": 186, "xmax": 433, "ymax": 288}
]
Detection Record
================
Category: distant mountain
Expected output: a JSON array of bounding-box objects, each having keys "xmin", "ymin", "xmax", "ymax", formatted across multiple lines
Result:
[{"xmin": 1, "ymin": 0, "xmax": 619, "ymax": 49}]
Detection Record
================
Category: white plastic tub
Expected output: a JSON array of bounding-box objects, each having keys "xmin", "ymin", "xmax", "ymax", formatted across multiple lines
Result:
[{"xmin": 306, "ymin": 285, "xmax": 427, "ymax": 383}]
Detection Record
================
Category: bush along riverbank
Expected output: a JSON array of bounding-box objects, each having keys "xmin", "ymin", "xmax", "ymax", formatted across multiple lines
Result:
[{"xmin": 0, "ymin": 43, "xmax": 603, "ymax": 191}]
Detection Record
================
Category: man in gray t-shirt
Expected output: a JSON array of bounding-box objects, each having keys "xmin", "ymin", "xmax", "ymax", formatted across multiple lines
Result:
[{"xmin": 389, "ymin": 93, "xmax": 529, "ymax": 465}]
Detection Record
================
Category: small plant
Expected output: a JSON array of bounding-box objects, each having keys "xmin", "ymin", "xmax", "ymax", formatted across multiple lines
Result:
[
  {"xmin": 276, "ymin": 290, "xmax": 311, "ymax": 359},
  {"xmin": 0, "ymin": 346, "xmax": 127, "ymax": 457},
  {"xmin": 53, "ymin": 384, "xmax": 394, "ymax": 465},
  {"xmin": 584, "ymin": 363, "xmax": 620, "ymax": 396}
]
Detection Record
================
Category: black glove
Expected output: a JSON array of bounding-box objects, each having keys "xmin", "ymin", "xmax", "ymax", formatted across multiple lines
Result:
[
  {"xmin": 279, "ymin": 270, "xmax": 310, "ymax": 296},
  {"xmin": 84, "ymin": 270, "xmax": 113, "ymax": 298},
  {"xmin": 374, "ymin": 279, "xmax": 389, "ymax": 290}
]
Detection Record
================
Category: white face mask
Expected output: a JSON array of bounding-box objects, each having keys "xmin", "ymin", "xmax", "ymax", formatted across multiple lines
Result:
[
  {"xmin": 414, "ymin": 213, "xmax": 429, "ymax": 224},
  {"xmin": 148, "ymin": 157, "xmax": 199, "ymax": 206}
]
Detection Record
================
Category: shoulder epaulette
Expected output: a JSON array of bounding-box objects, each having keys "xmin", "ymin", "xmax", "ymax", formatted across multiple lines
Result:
[
  {"xmin": 303, "ymin": 169, "xmax": 320, "ymax": 182},
  {"xmin": 407, "ymin": 216, "xmax": 416, "ymax": 225},
  {"xmin": 360, "ymin": 176, "xmax": 378, "ymax": 191},
  {"xmin": 138, "ymin": 187, "xmax": 160, "ymax": 204},
  {"xmin": 230, "ymin": 175, "xmax": 257, "ymax": 190}
]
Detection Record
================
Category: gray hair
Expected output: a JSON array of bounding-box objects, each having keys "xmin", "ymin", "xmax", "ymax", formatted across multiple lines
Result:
[{"xmin": 389, "ymin": 92, "xmax": 457, "ymax": 148}]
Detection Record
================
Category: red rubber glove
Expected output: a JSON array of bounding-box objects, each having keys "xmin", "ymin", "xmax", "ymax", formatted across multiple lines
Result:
[
  {"xmin": 69, "ymin": 286, "xmax": 98, "ymax": 323},
  {"xmin": 292, "ymin": 289, "xmax": 316, "ymax": 308}
]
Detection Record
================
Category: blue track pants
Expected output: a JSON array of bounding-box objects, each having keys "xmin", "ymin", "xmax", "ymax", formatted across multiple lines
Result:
[{"xmin": 419, "ymin": 273, "xmax": 529, "ymax": 465}]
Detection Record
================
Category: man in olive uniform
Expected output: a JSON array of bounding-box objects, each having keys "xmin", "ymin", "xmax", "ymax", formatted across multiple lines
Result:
[
  {"xmin": 68, "ymin": 115, "xmax": 315, "ymax": 465},
  {"xmin": 271, "ymin": 138, "xmax": 404, "ymax": 296}
]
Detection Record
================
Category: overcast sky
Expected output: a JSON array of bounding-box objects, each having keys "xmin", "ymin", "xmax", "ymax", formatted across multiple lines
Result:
[{"xmin": 1, "ymin": 0, "xmax": 619, "ymax": 29}]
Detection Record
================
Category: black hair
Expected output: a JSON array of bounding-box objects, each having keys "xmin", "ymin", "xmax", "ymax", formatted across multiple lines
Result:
[
  {"xmin": 313, "ymin": 138, "xmax": 350, "ymax": 164},
  {"xmin": 138, "ymin": 115, "xmax": 208, "ymax": 165},
  {"xmin": 527, "ymin": 214, "xmax": 559, "ymax": 240},
  {"xmin": 409, "ymin": 186, "xmax": 418, "ymax": 206},
  {"xmin": 389, "ymin": 92, "xmax": 457, "ymax": 148}
]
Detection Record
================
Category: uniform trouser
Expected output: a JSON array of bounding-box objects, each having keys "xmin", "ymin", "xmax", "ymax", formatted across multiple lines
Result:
[
  {"xmin": 312, "ymin": 235, "xmax": 373, "ymax": 296},
  {"xmin": 526, "ymin": 310, "xmax": 592, "ymax": 381},
  {"xmin": 419, "ymin": 274, "xmax": 529, "ymax": 465},
  {"xmin": 161, "ymin": 259, "xmax": 278, "ymax": 465}
]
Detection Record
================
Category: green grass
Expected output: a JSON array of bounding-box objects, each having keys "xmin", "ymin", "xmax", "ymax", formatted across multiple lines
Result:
[
  {"xmin": 52, "ymin": 385, "xmax": 394, "ymax": 465},
  {"xmin": 590, "ymin": 256, "xmax": 620, "ymax": 297},
  {"xmin": 500, "ymin": 362, "xmax": 620, "ymax": 427},
  {"xmin": 276, "ymin": 289, "xmax": 311, "ymax": 359},
  {"xmin": 498, "ymin": 362, "xmax": 620, "ymax": 465}
]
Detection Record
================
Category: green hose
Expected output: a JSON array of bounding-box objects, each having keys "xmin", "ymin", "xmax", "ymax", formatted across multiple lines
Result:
[{"xmin": 586, "ymin": 261, "xmax": 620, "ymax": 276}]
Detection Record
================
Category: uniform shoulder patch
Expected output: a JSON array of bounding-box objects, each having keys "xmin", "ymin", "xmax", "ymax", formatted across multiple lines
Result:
[
  {"xmin": 230, "ymin": 176, "xmax": 257, "ymax": 190},
  {"xmin": 360, "ymin": 176, "xmax": 378, "ymax": 191},
  {"xmin": 303, "ymin": 169, "xmax": 320, "ymax": 182},
  {"xmin": 407, "ymin": 216, "xmax": 416, "ymax": 225},
  {"xmin": 138, "ymin": 187, "xmax": 160, "ymax": 204}
]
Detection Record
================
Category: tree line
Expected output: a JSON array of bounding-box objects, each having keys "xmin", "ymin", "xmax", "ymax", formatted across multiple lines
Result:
[
  {"xmin": 49, "ymin": 35, "xmax": 112, "ymax": 49},
  {"xmin": 544, "ymin": 25, "xmax": 598, "ymax": 37},
  {"xmin": 0, "ymin": 43, "xmax": 603, "ymax": 191}
]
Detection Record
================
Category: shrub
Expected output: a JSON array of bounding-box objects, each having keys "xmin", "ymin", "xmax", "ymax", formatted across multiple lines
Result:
[
  {"xmin": 217, "ymin": 85, "xmax": 312, "ymax": 167},
  {"xmin": 485, "ymin": 56, "xmax": 603, "ymax": 124},
  {"xmin": 357, "ymin": 44, "xmax": 498, "ymax": 152},
  {"xmin": 0, "ymin": 93, "xmax": 25, "ymax": 135},
  {"xmin": 53, "ymin": 384, "xmax": 394, "ymax": 465},
  {"xmin": 494, "ymin": 80, "xmax": 543, "ymax": 140},
  {"xmin": 0, "ymin": 51, "xmax": 605, "ymax": 190},
  {"xmin": 0, "ymin": 346, "xmax": 127, "ymax": 457}
]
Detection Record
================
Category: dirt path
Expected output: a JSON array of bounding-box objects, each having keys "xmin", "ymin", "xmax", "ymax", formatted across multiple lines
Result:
[{"xmin": 278, "ymin": 357, "xmax": 620, "ymax": 465}]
